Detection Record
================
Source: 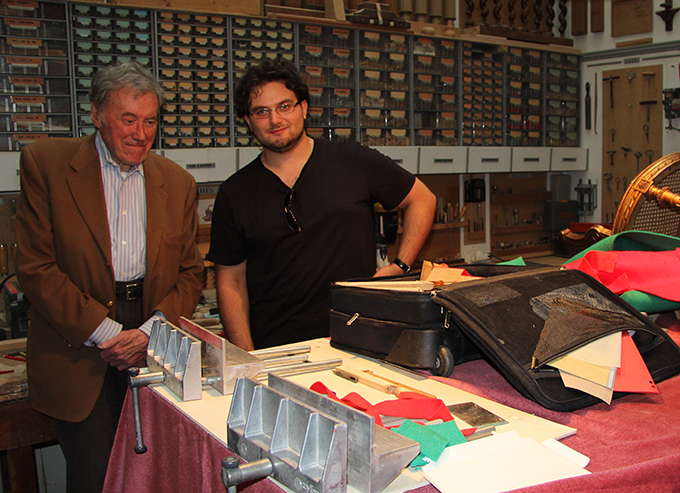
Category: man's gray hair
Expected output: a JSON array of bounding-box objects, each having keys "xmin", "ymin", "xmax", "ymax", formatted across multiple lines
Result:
[{"xmin": 89, "ymin": 61, "xmax": 163, "ymax": 110}]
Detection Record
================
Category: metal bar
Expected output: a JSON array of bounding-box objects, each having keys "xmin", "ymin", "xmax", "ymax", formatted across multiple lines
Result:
[
  {"xmin": 256, "ymin": 359, "xmax": 343, "ymax": 380},
  {"xmin": 250, "ymin": 345, "xmax": 311, "ymax": 359}
]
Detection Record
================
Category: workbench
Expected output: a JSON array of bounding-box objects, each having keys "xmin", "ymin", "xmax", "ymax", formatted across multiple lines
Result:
[
  {"xmin": 0, "ymin": 338, "xmax": 57, "ymax": 493},
  {"xmin": 102, "ymin": 333, "xmax": 680, "ymax": 493}
]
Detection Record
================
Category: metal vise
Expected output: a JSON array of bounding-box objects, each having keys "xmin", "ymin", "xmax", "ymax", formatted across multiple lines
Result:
[
  {"xmin": 128, "ymin": 317, "xmax": 341, "ymax": 453},
  {"xmin": 223, "ymin": 374, "xmax": 420, "ymax": 493}
]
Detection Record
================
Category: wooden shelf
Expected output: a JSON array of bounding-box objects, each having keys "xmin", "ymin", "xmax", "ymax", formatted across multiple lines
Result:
[
  {"xmin": 398, "ymin": 221, "xmax": 464, "ymax": 235},
  {"xmin": 491, "ymin": 247, "xmax": 554, "ymax": 258},
  {"xmin": 491, "ymin": 191, "xmax": 552, "ymax": 205},
  {"xmin": 432, "ymin": 221, "xmax": 464, "ymax": 231},
  {"xmin": 492, "ymin": 224, "xmax": 545, "ymax": 235}
]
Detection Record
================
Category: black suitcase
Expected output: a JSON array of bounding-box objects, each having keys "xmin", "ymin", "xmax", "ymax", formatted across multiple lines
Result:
[
  {"xmin": 329, "ymin": 263, "xmax": 539, "ymax": 376},
  {"xmin": 431, "ymin": 266, "xmax": 680, "ymax": 411}
]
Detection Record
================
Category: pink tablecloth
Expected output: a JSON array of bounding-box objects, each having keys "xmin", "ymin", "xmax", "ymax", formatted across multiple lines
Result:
[
  {"xmin": 103, "ymin": 387, "xmax": 281, "ymax": 493},
  {"xmin": 104, "ymin": 327, "xmax": 680, "ymax": 493}
]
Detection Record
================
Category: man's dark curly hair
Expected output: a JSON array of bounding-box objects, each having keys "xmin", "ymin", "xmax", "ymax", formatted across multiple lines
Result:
[{"xmin": 234, "ymin": 60, "xmax": 310, "ymax": 119}]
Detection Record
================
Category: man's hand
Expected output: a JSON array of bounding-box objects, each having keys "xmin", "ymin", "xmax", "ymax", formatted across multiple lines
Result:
[
  {"xmin": 98, "ymin": 329, "xmax": 149, "ymax": 371},
  {"xmin": 374, "ymin": 263, "xmax": 408, "ymax": 278}
]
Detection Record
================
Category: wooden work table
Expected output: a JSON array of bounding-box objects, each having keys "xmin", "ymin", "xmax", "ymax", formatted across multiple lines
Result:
[{"xmin": 0, "ymin": 338, "xmax": 57, "ymax": 493}]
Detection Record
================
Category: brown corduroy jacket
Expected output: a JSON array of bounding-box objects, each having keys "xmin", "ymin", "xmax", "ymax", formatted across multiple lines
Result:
[{"xmin": 16, "ymin": 135, "xmax": 204, "ymax": 422}]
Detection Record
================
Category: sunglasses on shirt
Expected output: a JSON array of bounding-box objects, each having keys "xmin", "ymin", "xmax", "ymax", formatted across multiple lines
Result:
[{"xmin": 284, "ymin": 187, "xmax": 302, "ymax": 233}]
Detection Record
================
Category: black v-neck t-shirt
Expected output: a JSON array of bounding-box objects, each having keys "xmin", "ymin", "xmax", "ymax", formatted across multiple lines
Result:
[{"xmin": 207, "ymin": 139, "xmax": 414, "ymax": 348}]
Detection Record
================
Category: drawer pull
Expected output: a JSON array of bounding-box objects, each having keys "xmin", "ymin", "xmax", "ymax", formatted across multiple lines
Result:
[{"xmin": 186, "ymin": 162, "xmax": 216, "ymax": 169}]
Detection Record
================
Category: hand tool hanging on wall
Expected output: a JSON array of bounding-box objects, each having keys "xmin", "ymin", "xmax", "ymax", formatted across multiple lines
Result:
[
  {"xmin": 646, "ymin": 149, "xmax": 656, "ymax": 164},
  {"xmin": 585, "ymin": 82, "xmax": 592, "ymax": 129},
  {"xmin": 634, "ymin": 151, "xmax": 643, "ymax": 172},
  {"xmin": 656, "ymin": 2, "xmax": 680, "ymax": 31},
  {"xmin": 640, "ymin": 100, "xmax": 657, "ymax": 142},
  {"xmin": 621, "ymin": 146, "xmax": 632, "ymax": 159},
  {"xmin": 607, "ymin": 149, "xmax": 616, "ymax": 166},
  {"xmin": 594, "ymin": 73, "xmax": 599, "ymax": 134},
  {"xmin": 603, "ymin": 75, "xmax": 620, "ymax": 109},
  {"xmin": 642, "ymin": 72, "xmax": 656, "ymax": 91}
]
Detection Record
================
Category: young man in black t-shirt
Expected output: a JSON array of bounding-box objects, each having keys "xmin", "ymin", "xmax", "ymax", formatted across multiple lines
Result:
[{"xmin": 207, "ymin": 60, "xmax": 435, "ymax": 350}]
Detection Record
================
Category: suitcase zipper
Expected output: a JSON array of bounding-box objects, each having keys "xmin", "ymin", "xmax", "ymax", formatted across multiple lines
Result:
[{"xmin": 346, "ymin": 312, "xmax": 360, "ymax": 326}]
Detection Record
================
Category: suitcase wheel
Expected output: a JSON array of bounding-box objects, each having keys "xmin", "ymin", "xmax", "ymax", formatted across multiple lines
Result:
[{"xmin": 432, "ymin": 345, "xmax": 454, "ymax": 377}]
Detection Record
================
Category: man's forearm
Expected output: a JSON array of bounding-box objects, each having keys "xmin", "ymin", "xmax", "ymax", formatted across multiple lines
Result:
[
  {"xmin": 397, "ymin": 182, "xmax": 436, "ymax": 265},
  {"xmin": 219, "ymin": 291, "xmax": 254, "ymax": 351},
  {"xmin": 215, "ymin": 263, "xmax": 254, "ymax": 351}
]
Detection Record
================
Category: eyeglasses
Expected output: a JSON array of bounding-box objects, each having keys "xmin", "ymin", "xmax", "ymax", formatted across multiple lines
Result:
[
  {"xmin": 284, "ymin": 188, "xmax": 302, "ymax": 233},
  {"xmin": 249, "ymin": 101, "xmax": 300, "ymax": 120}
]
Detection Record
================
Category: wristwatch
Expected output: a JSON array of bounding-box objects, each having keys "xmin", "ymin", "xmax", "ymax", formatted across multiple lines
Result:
[{"xmin": 392, "ymin": 257, "xmax": 412, "ymax": 273}]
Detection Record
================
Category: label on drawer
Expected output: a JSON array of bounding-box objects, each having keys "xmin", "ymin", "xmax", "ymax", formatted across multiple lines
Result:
[
  {"xmin": 332, "ymin": 28, "xmax": 350, "ymax": 40},
  {"xmin": 9, "ymin": 76, "xmax": 43, "ymax": 88},
  {"xmin": 6, "ymin": 56, "xmax": 40, "ymax": 68},
  {"xmin": 303, "ymin": 25, "xmax": 322, "ymax": 36},
  {"xmin": 7, "ymin": 1, "xmax": 38, "ymax": 12},
  {"xmin": 12, "ymin": 133, "xmax": 48, "ymax": 145},
  {"xmin": 11, "ymin": 95, "xmax": 44, "ymax": 110},
  {"xmin": 5, "ymin": 18, "xmax": 40, "ymax": 30},
  {"xmin": 8, "ymin": 37, "xmax": 42, "ymax": 49}
]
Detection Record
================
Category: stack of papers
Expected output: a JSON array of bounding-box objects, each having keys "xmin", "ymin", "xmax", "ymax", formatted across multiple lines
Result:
[
  {"xmin": 420, "ymin": 261, "xmax": 483, "ymax": 284},
  {"xmin": 547, "ymin": 331, "xmax": 658, "ymax": 404},
  {"xmin": 421, "ymin": 431, "xmax": 590, "ymax": 493},
  {"xmin": 336, "ymin": 262, "xmax": 483, "ymax": 292}
]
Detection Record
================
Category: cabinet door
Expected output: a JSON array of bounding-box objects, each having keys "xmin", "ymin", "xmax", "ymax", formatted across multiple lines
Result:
[
  {"xmin": 0, "ymin": 152, "xmax": 20, "ymax": 192},
  {"xmin": 467, "ymin": 147, "xmax": 511, "ymax": 173},
  {"xmin": 164, "ymin": 148, "xmax": 236, "ymax": 183},
  {"xmin": 550, "ymin": 147, "xmax": 588, "ymax": 171},
  {"xmin": 237, "ymin": 147, "xmax": 262, "ymax": 169},
  {"xmin": 372, "ymin": 146, "xmax": 419, "ymax": 174},
  {"xmin": 419, "ymin": 146, "xmax": 467, "ymax": 174},
  {"xmin": 511, "ymin": 147, "xmax": 550, "ymax": 172}
]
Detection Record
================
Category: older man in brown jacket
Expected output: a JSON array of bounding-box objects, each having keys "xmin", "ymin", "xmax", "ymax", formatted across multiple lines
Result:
[{"xmin": 16, "ymin": 62, "xmax": 203, "ymax": 492}]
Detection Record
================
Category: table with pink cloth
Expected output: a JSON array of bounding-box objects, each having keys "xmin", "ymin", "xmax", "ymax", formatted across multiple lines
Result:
[{"xmin": 103, "ymin": 328, "xmax": 680, "ymax": 493}]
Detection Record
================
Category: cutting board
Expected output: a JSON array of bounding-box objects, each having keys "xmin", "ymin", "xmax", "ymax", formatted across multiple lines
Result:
[{"xmin": 611, "ymin": 0, "xmax": 653, "ymax": 37}]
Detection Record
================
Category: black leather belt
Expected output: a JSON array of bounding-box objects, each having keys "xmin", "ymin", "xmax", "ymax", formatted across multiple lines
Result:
[{"xmin": 115, "ymin": 278, "xmax": 144, "ymax": 302}]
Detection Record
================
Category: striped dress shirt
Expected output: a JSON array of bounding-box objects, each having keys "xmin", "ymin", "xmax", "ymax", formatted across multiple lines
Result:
[{"xmin": 86, "ymin": 133, "xmax": 159, "ymax": 346}]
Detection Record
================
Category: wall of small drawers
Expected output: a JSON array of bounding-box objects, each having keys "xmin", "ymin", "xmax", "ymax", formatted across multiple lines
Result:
[{"xmin": 0, "ymin": 0, "xmax": 581, "ymax": 155}]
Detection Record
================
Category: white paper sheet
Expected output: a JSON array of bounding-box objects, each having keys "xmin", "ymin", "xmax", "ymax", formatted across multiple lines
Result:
[{"xmin": 421, "ymin": 431, "xmax": 590, "ymax": 493}]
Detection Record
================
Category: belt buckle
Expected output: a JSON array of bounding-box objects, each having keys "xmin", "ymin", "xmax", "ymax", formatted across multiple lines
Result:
[{"xmin": 124, "ymin": 281, "xmax": 142, "ymax": 301}]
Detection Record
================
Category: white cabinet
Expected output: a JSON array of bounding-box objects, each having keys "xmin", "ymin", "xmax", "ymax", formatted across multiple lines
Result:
[
  {"xmin": 0, "ymin": 152, "xmax": 20, "ymax": 192},
  {"xmin": 418, "ymin": 146, "xmax": 467, "ymax": 174},
  {"xmin": 511, "ymin": 147, "xmax": 550, "ymax": 172},
  {"xmin": 467, "ymin": 147, "xmax": 511, "ymax": 173},
  {"xmin": 372, "ymin": 146, "xmax": 419, "ymax": 174},
  {"xmin": 163, "ymin": 148, "xmax": 236, "ymax": 183},
  {"xmin": 550, "ymin": 147, "xmax": 588, "ymax": 171},
  {"xmin": 237, "ymin": 147, "xmax": 262, "ymax": 169}
]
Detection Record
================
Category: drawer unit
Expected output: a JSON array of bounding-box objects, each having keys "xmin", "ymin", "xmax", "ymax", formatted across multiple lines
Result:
[
  {"xmin": 372, "ymin": 145, "xmax": 418, "ymax": 174},
  {"xmin": 550, "ymin": 147, "xmax": 588, "ymax": 171},
  {"xmin": 419, "ymin": 146, "xmax": 467, "ymax": 174},
  {"xmin": 164, "ymin": 147, "xmax": 236, "ymax": 183},
  {"xmin": 467, "ymin": 146, "xmax": 511, "ymax": 173},
  {"xmin": 0, "ymin": 151, "xmax": 19, "ymax": 191},
  {"xmin": 237, "ymin": 147, "xmax": 262, "ymax": 169},
  {"xmin": 511, "ymin": 147, "xmax": 550, "ymax": 172}
]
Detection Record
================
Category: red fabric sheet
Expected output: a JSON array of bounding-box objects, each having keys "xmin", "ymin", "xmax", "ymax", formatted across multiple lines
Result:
[
  {"xmin": 104, "ymin": 325, "xmax": 680, "ymax": 493},
  {"xmin": 564, "ymin": 249, "xmax": 680, "ymax": 300}
]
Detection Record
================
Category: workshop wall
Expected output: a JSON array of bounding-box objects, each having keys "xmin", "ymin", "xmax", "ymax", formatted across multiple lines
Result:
[{"xmin": 572, "ymin": 2, "xmax": 680, "ymax": 223}]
